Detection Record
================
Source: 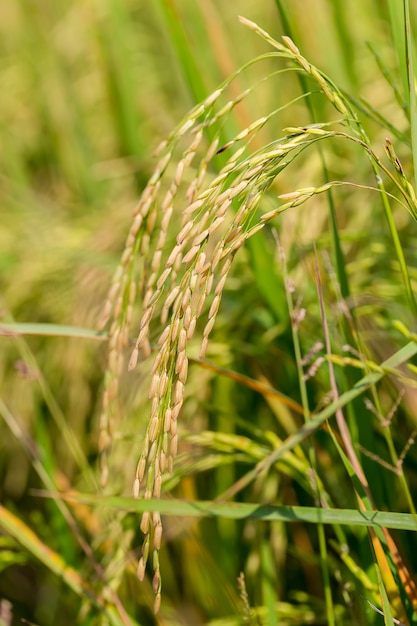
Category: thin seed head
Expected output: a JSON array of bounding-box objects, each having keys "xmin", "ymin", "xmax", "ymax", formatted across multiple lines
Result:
[
  {"xmin": 153, "ymin": 138, "xmax": 168, "ymax": 157},
  {"xmin": 209, "ymin": 295, "xmax": 221, "ymax": 319},
  {"xmin": 137, "ymin": 557, "xmax": 146, "ymax": 582},
  {"xmin": 175, "ymin": 350, "xmax": 186, "ymax": 375},
  {"xmin": 203, "ymin": 317, "xmax": 216, "ymax": 337},
  {"xmin": 178, "ymin": 328, "xmax": 187, "ymax": 352},
  {"xmin": 131, "ymin": 212, "xmax": 144, "ymax": 235},
  {"xmin": 147, "ymin": 208, "xmax": 157, "ymax": 234},
  {"xmin": 113, "ymin": 295, "xmax": 123, "ymax": 321},
  {"xmin": 108, "ymin": 349, "xmax": 118, "ymax": 373},
  {"xmin": 141, "ymin": 339, "xmax": 152, "ymax": 359},
  {"xmin": 214, "ymin": 274, "xmax": 228, "ymax": 297},
  {"xmin": 204, "ymin": 89, "xmax": 222, "ymax": 109},
  {"xmin": 208, "ymin": 216, "xmax": 225, "ymax": 235},
  {"xmin": 161, "ymin": 205, "xmax": 173, "ymax": 230},
  {"xmin": 177, "ymin": 118, "xmax": 194, "ymax": 136},
  {"xmin": 158, "ymin": 325, "xmax": 171, "ymax": 347},
  {"xmin": 194, "ymin": 252, "xmax": 206, "ymax": 274},
  {"xmin": 166, "ymin": 245, "xmax": 182, "ymax": 268},
  {"xmin": 149, "ymin": 374, "xmax": 160, "ymax": 398},
  {"xmin": 193, "ymin": 229, "xmax": 209, "ymax": 247},
  {"xmin": 174, "ymin": 160, "xmax": 185, "ymax": 187},
  {"xmin": 142, "ymin": 534, "xmax": 150, "ymax": 562},
  {"xmin": 185, "ymin": 179, "xmax": 197, "ymax": 203},
  {"xmin": 98, "ymin": 429, "xmax": 110, "ymax": 452},
  {"xmin": 200, "ymin": 336, "xmax": 209, "ymax": 359},
  {"xmin": 159, "ymin": 372, "xmax": 169, "ymax": 397},
  {"xmin": 171, "ymin": 403, "xmax": 182, "ymax": 422},
  {"xmin": 133, "ymin": 478, "xmax": 140, "ymax": 498},
  {"xmin": 187, "ymin": 316, "xmax": 197, "ymax": 339},
  {"xmin": 100, "ymin": 465, "xmax": 109, "ymax": 488},
  {"xmin": 217, "ymin": 198, "xmax": 232, "ymax": 217},
  {"xmin": 230, "ymin": 180, "xmax": 248, "ymax": 199},
  {"xmin": 154, "ymin": 592, "xmax": 161, "ymax": 615},
  {"xmin": 196, "ymin": 293, "xmax": 206, "ymax": 317},
  {"xmin": 108, "ymin": 276, "xmax": 121, "ymax": 301},
  {"xmin": 148, "ymin": 441, "xmax": 158, "ymax": 462},
  {"xmin": 189, "ymin": 271, "xmax": 198, "ymax": 290},
  {"xmin": 197, "ymin": 164, "xmax": 208, "ymax": 188},
  {"xmin": 165, "ymin": 285, "xmax": 181, "ymax": 310},
  {"xmin": 211, "ymin": 245, "xmax": 224, "ymax": 271},
  {"xmin": 142, "ymin": 436, "xmax": 150, "ymax": 459},
  {"xmin": 137, "ymin": 456, "xmax": 147, "ymax": 481},
  {"xmin": 121, "ymin": 246, "xmax": 133, "ymax": 266},
  {"xmin": 149, "ymin": 412, "xmax": 160, "ymax": 442},
  {"xmin": 220, "ymin": 256, "xmax": 233, "ymax": 277},
  {"xmin": 176, "ymin": 221, "xmax": 194, "ymax": 245},
  {"xmin": 160, "ymin": 450, "xmax": 167, "ymax": 472},
  {"xmin": 174, "ymin": 380, "xmax": 184, "ymax": 405},
  {"xmin": 164, "ymin": 407, "xmax": 172, "ymax": 432},
  {"xmin": 154, "ymin": 474, "xmax": 162, "ymax": 499},
  {"xmin": 171, "ymin": 317, "xmax": 180, "ymax": 341},
  {"xmin": 108, "ymin": 378, "xmax": 118, "ymax": 401},
  {"xmin": 244, "ymin": 164, "xmax": 263, "ymax": 179},
  {"xmin": 225, "ymin": 226, "xmax": 242, "ymax": 245},
  {"xmin": 189, "ymin": 128, "xmax": 203, "ymax": 151},
  {"xmin": 146, "ymin": 272, "xmax": 157, "ymax": 291},
  {"xmin": 140, "ymin": 511, "xmax": 150, "ymax": 534},
  {"xmin": 162, "ymin": 434, "xmax": 169, "ymax": 454},
  {"xmin": 140, "ymin": 306, "xmax": 154, "ymax": 329},
  {"xmin": 154, "ymin": 521, "xmax": 163, "ymax": 550},
  {"xmin": 170, "ymin": 434, "xmax": 178, "ymax": 457},
  {"xmin": 151, "ymin": 398, "xmax": 160, "ymax": 420},
  {"xmin": 141, "ymin": 233, "xmax": 150, "ymax": 257},
  {"xmin": 247, "ymin": 223, "xmax": 264, "ymax": 237},
  {"xmin": 183, "ymin": 305, "xmax": 192, "ymax": 330},
  {"xmin": 151, "ymin": 351, "xmax": 164, "ymax": 375},
  {"xmin": 181, "ymin": 288, "xmax": 191, "ymax": 310},
  {"xmin": 128, "ymin": 347, "xmax": 139, "ymax": 371},
  {"xmin": 157, "ymin": 267, "xmax": 172, "ymax": 289},
  {"xmin": 182, "ymin": 245, "xmax": 200, "ymax": 264},
  {"xmin": 153, "ymin": 545, "xmax": 160, "ymax": 569},
  {"xmin": 98, "ymin": 299, "xmax": 113, "ymax": 330},
  {"xmin": 178, "ymin": 356, "xmax": 188, "ymax": 383},
  {"xmin": 205, "ymin": 136, "xmax": 220, "ymax": 160},
  {"xmin": 151, "ymin": 250, "xmax": 162, "ymax": 272},
  {"xmin": 206, "ymin": 273, "xmax": 214, "ymax": 294},
  {"xmin": 153, "ymin": 569, "xmax": 161, "ymax": 595},
  {"xmin": 144, "ymin": 286, "xmax": 161, "ymax": 308},
  {"xmin": 102, "ymin": 390, "xmax": 109, "ymax": 412},
  {"xmin": 182, "ymin": 199, "xmax": 205, "ymax": 216},
  {"xmin": 173, "ymin": 250, "xmax": 182, "ymax": 274}
]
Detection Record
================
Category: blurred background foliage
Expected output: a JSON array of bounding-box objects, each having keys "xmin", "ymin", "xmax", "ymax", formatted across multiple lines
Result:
[{"xmin": 2, "ymin": 1, "xmax": 417, "ymax": 625}]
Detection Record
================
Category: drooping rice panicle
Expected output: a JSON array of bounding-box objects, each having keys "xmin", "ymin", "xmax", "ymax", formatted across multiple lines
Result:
[{"xmin": 98, "ymin": 19, "xmax": 417, "ymax": 613}]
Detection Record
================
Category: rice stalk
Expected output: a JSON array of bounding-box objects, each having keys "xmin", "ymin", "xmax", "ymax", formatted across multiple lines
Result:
[{"xmin": 98, "ymin": 18, "xmax": 417, "ymax": 613}]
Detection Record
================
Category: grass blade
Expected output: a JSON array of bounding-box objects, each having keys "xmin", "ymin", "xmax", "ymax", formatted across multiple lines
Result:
[{"xmin": 44, "ymin": 492, "xmax": 417, "ymax": 533}]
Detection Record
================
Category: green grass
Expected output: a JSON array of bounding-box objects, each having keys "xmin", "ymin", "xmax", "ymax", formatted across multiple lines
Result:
[{"xmin": 2, "ymin": 1, "xmax": 417, "ymax": 625}]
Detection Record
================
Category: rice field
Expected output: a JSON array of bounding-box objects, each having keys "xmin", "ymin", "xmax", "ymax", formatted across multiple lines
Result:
[{"xmin": 1, "ymin": 1, "xmax": 417, "ymax": 625}]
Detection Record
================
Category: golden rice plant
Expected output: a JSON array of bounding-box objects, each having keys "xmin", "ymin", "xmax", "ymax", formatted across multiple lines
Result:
[{"xmin": 97, "ymin": 18, "xmax": 417, "ymax": 614}]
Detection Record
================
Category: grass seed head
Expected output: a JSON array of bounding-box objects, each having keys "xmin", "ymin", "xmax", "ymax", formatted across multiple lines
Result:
[{"xmin": 98, "ymin": 21, "xmax": 359, "ymax": 609}]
